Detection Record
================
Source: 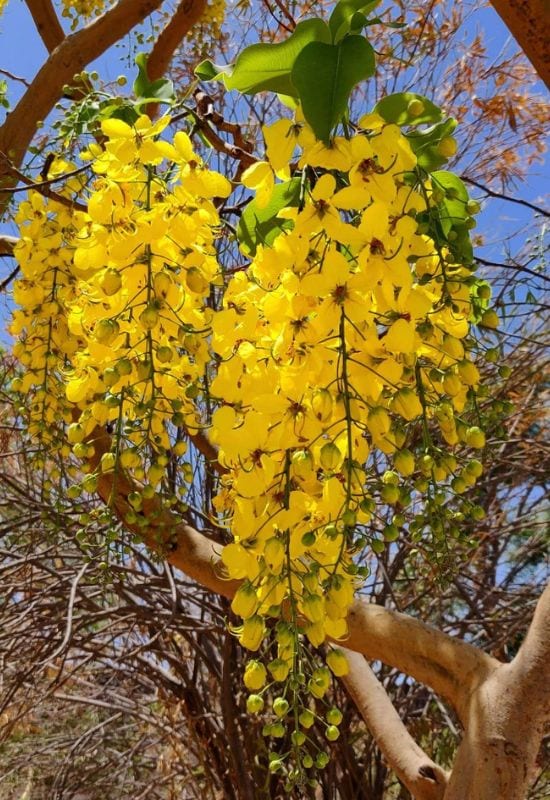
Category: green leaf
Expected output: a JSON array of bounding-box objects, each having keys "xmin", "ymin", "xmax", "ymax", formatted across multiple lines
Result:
[
  {"xmin": 223, "ymin": 19, "xmax": 331, "ymax": 96},
  {"xmin": 100, "ymin": 103, "xmax": 140, "ymax": 126},
  {"xmin": 328, "ymin": 0, "xmax": 381, "ymax": 43},
  {"xmin": 469, "ymin": 279, "xmax": 491, "ymax": 321},
  {"xmin": 291, "ymin": 36, "xmax": 375, "ymax": 143},
  {"xmin": 374, "ymin": 92, "xmax": 442, "ymax": 126},
  {"xmin": 432, "ymin": 170, "xmax": 469, "ymax": 233},
  {"xmin": 195, "ymin": 59, "xmax": 230, "ymax": 82},
  {"xmin": 407, "ymin": 118, "xmax": 457, "ymax": 171},
  {"xmin": 133, "ymin": 53, "xmax": 175, "ymax": 103},
  {"xmin": 238, "ymin": 179, "xmax": 302, "ymax": 256}
]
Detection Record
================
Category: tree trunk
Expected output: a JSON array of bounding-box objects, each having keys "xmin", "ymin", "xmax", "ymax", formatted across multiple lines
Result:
[{"xmin": 445, "ymin": 645, "xmax": 549, "ymax": 799}]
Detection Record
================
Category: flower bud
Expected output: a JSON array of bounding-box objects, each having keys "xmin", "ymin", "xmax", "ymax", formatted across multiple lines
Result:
[
  {"xmin": 326, "ymin": 649, "xmax": 349, "ymax": 677},
  {"xmin": 231, "ymin": 583, "xmax": 259, "ymax": 619},
  {"xmin": 367, "ymin": 406, "xmax": 391, "ymax": 438},
  {"xmin": 320, "ymin": 442, "xmax": 342, "ymax": 471},
  {"xmin": 391, "ymin": 388, "xmax": 422, "ymax": 421},
  {"xmin": 394, "ymin": 449, "xmax": 415, "ymax": 476},
  {"xmin": 243, "ymin": 659, "xmax": 267, "ymax": 690},
  {"xmin": 240, "ymin": 615, "xmax": 266, "ymax": 652}
]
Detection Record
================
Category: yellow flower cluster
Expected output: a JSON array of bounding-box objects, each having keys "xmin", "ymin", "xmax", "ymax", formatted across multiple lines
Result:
[
  {"xmin": 187, "ymin": 0, "xmax": 226, "ymax": 47},
  {"xmin": 12, "ymin": 114, "xmax": 230, "ymax": 490},
  {"xmin": 61, "ymin": 0, "xmax": 112, "ymax": 26},
  {"xmin": 11, "ymin": 109, "xmax": 487, "ymax": 686},
  {"xmin": 212, "ymin": 113, "xmax": 484, "ymax": 655},
  {"xmin": 11, "ymin": 164, "xmax": 88, "ymax": 455}
]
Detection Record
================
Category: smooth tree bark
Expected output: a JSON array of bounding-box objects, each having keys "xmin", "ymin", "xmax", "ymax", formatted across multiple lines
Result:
[
  {"xmin": 489, "ymin": 0, "xmax": 550, "ymax": 89},
  {"xmin": 88, "ymin": 425, "xmax": 550, "ymax": 800}
]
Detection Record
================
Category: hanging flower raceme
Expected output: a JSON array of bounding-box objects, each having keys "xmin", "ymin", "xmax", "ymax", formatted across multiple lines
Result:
[
  {"xmin": 10, "ymin": 101, "xmax": 495, "ymax": 777},
  {"xmin": 207, "ymin": 111, "xmax": 492, "ymax": 731},
  {"xmin": 12, "ymin": 114, "xmax": 231, "ymax": 497}
]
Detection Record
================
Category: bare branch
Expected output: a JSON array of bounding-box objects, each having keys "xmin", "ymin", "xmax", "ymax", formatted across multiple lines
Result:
[
  {"xmin": 345, "ymin": 598, "xmax": 499, "ymax": 725},
  {"xmin": 0, "ymin": 162, "xmax": 88, "ymax": 211},
  {"xmin": 25, "ymin": 0, "xmax": 64, "ymax": 53},
  {"xmin": 476, "ymin": 256, "xmax": 549, "ymax": 283},
  {"xmin": 489, "ymin": 0, "xmax": 550, "ymax": 90},
  {"xmin": 0, "ymin": 0, "xmax": 176, "ymax": 214},
  {"xmin": 462, "ymin": 175, "xmax": 550, "ymax": 218},
  {"xmin": 0, "ymin": 69, "xmax": 30, "ymax": 87},
  {"xmin": 342, "ymin": 650, "xmax": 449, "ymax": 800}
]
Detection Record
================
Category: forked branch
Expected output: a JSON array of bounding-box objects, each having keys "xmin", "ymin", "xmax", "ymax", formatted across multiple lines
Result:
[
  {"xmin": 86, "ymin": 424, "xmax": 498, "ymax": 726},
  {"xmin": 0, "ymin": 0, "xmax": 174, "ymax": 213}
]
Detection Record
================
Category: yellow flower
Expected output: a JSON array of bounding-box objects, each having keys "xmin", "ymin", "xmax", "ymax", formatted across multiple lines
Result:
[
  {"xmin": 263, "ymin": 117, "xmax": 315, "ymax": 175},
  {"xmin": 99, "ymin": 114, "xmax": 171, "ymax": 166},
  {"xmin": 241, "ymin": 161, "xmax": 275, "ymax": 209},
  {"xmin": 391, "ymin": 388, "xmax": 423, "ymax": 421},
  {"xmin": 239, "ymin": 615, "xmax": 266, "ymax": 652}
]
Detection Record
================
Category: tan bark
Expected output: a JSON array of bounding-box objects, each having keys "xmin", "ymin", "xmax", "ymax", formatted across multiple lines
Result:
[
  {"xmin": 0, "ymin": 234, "xmax": 18, "ymax": 256},
  {"xmin": 489, "ymin": 0, "xmax": 550, "ymax": 89},
  {"xmin": 444, "ymin": 583, "xmax": 550, "ymax": 800},
  {"xmin": 88, "ymin": 426, "xmax": 237, "ymax": 599},
  {"xmin": 146, "ymin": 0, "xmax": 208, "ymax": 119},
  {"xmin": 147, "ymin": 0, "xmax": 208, "ymax": 82},
  {"xmin": 345, "ymin": 598, "xmax": 498, "ymax": 725},
  {"xmin": 25, "ymin": 0, "xmax": 64, "ymax": 53},
  {"xmin": 343, "ymin": 650, "xmax": 449, "ymax": 800},
  {"xmin": 85, "ymin": 425, "xmax": 550, "ymax": 798},
  {"xmin": 87, "ymin": 426, "xmax": 495, "ymax": 721}
]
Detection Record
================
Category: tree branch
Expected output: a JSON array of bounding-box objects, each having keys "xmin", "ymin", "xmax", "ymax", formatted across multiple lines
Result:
[
  {"xmin": 88, "ymin": 425, "xmax": 237, "ymax": 599},
  {"xmin": 475, "ymin": 256, "xmax": 549, "ymax": 283},
  {"xmin": 462, "ymin": 175, "xmax": 550, "ymax": 218},
  {"xmin": 146, "ymin": 0, "xmax": 208, "ymax": 120},
  {"xmin": 147, "ymin": 0, "xmax": 208, "ymax": 81},
  {"xmin": 489, "ymin": 0, "xmax": 550, "ymax": 90},
  {"xmin": 25, "ymin": 0, "xmax": 64, "ymax": 53},
  {"xmin": 86, "ymin": 423, "xmax": 499, "ymax": 725},
  {"xmin": 0, "ymin": 0, "xmax": 173, "ymax": 215},
  {"xmin": 509, "ymin": 581, "xmax": 550, "ymax": 706},
  {"xmin": 0, "ymin": 234, "xmax": 18, "ymax": 257},
  {"xmin": 342, "ymin": 650, "xmax": 449, "ymax": 800},
  {"xmin": 344, "ymin": 598, "xmax": 499, "ymax": 726},
  {"xmin": 0, "ymin": 162, "xmax": 88, "ymax": 211},
  {"xmin": 0, "ymin": 264, "xmax": 20, "ymax": 290},
  {"xmin": 444, "ymin": 586, "xmax": 550, "ymax": 799}
]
